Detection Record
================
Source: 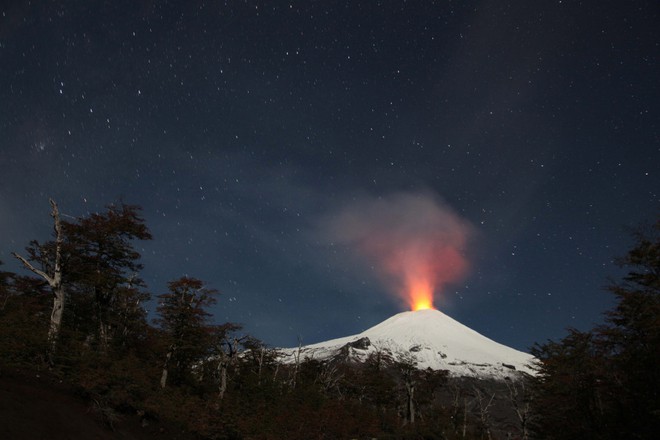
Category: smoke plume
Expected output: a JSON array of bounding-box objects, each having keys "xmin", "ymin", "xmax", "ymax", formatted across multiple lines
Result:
[{"xmin": 322, "ymin": 192, "xmax": 473, "ymax": 310}]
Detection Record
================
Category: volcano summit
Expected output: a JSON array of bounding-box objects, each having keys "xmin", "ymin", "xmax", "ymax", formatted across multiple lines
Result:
[{"xmin": 282, "ymin": 309, "xmax": 536, "ymax": 379}]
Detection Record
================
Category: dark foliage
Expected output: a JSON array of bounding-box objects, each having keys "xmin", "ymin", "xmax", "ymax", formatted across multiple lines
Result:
[
  {"xmin": 0, "ymin": 267, "xmax": 51, "ymax": 367},
  {"xmin": 63, "ymin": 202, "xmax": 152, "ymax": 351},
  {"xmin": 155, "ymin": 276, "xmax": 217, "ymax": 389},
  {"xmin": 530, "ymin": 220, "xmax": 660, "ymax": 439}
]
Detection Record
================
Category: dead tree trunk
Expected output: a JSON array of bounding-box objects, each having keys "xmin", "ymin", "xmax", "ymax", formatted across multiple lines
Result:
[
  {"xmin": 317, "ymin": 362, "xmax": 342, "ymax": 396},
  {"xmin": 289, "ymin": 336, "xmax": 304, "ymax": 389},
  {"xmin": 13, "ymin": 199, "xmax": 65, "ymax": 350},
  {"xmin": 506, "ymin": 379, "xmax": 532, "ymax": 440},
  {"xmin": 98, "ymin": 312, "xmax": 110, "ymax": 351},
  {"xmin": 404, "ymin": 379, "xmax": 416, "ymax": 425},
  {"xmin": 398, "ymin": 354, "xmax": 417, "ymax": 426},
  {"xmin": 217, "ymin": 349, "xmax": 230, "ymax": 401},
  {"xmin": 257, "ymin": 347, "xmax": 265, "ymax": 385},
  {"xmin": 217, "ymin": 336, "xmax": 245, "ymax": 401},
  {"xmin": 473, "ymin": 386, "xmax": 495, "ymax": 440},
  {"xmin": 463, "ymin": 397, "xmax": 468, "ymax": 438},
  {"xmin": 160, "ymin": 348, "xmax": 173, "ymax": 388}
]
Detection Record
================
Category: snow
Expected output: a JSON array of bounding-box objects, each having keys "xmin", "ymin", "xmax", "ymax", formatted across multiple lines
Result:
[{"xmin": 280, "ymin": 309, "xmax": 537, "ymax": 379}]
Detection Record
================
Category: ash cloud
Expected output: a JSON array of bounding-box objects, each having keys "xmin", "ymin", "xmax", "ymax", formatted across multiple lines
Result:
[{"xmin": 320, "ymin": 192, "xmax": 474, "ymax": 309}]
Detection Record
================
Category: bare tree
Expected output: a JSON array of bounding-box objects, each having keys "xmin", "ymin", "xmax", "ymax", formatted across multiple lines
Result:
[
  {"xmin": 160, "ymin": 349, "xmax": 173, "ymax": 389},
  {"xmin": 397, "ymin": 352, "xmax": 418, "ymax": 426},
  {"xmin": 289, "ymin": 336, "xmax": 305, "ymax": 389},
  {"xmin": 473, "ymin": 386, "xmax": 496, "ymax": 440},
  {"xmin": 12, "ymin": 199, "xmax": 64, "ymax": 350},
  {"xmin": 214, "ymin": 326, "xmax": 246, "ymax": 401},
  {"xmin": 505, "ymin": 378, "xmax": 532, "ymax": 440},
  {"xmin": 447, "ymin": 383, "xmax": 469, "ymax": 437},
  {"xmin": 241, "ymin": 339, "xmax": 280, "ymax": 386},
  {"xmin": 316, "ymin": 361, "xmax": 343, "ymax": 396},
  {"xmin": 463, "ymin": 395, "xmax": 469, "ymax": 439},
  {"xmin": 404, "ymin": 373, "xmax": 416, "ymax": 425},
  {"xmin": 255, "ymin": 345, "xmax": 267, "ymax": 384}
]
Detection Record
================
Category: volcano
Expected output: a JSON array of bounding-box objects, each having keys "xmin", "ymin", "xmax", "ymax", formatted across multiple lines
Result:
[{"xmin": 281, "ymin": 309, "xmax": 536, "ymax": 379}]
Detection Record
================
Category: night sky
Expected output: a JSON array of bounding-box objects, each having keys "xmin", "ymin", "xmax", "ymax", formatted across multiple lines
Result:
[{"xmin": 1, "ymin": 1, "xmax": 658, "ymax": 352}]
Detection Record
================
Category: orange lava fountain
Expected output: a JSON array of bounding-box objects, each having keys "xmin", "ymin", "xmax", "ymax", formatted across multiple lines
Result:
[
  {"xmin": 407, "ymin": 277, "xmax": 435, "ymax": 311},
  {"xmin": 391, "ymin": 245, "xmax": 468, "ymax": 312}
]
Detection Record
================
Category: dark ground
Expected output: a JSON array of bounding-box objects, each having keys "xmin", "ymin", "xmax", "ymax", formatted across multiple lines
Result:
[
  {"xmin": 0, "ymin": 368, "xmax": 194, "ymax": 440},
  {"xmin": 0, "ymin": 366, "xmax": 528, "ymax": 439}
]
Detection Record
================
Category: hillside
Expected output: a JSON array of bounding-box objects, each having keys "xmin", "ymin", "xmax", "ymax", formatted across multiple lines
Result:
[{"xmin": 0, "ymin": 369, "xmax": 193, "ymax": 440}]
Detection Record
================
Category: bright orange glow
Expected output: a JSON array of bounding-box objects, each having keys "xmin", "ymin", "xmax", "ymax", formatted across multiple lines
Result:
[
  {"xmin": 407, "ymin": 276, "xmax": 436, "ymax": 311},
  {"xmin": 411, "ymin": 295, "xmax": 434, "ymax": 311},
  {"xmin": 392, "ymin": 247, "xmax": 467, "ymax": 311}
]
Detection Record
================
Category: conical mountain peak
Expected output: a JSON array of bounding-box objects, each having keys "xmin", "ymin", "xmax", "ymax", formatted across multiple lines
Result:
[{"xmin": 283, "ymin": 309, "xmax": 536, "ymax": 379}]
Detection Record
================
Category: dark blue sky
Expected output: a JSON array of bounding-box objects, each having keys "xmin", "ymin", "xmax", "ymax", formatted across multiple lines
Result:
[{"xmin": 1, "ymin": 1, "xmax": 658, "ymax": 351}]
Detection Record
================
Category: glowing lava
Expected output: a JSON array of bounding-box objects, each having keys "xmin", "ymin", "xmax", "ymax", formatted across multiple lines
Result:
[
  {"xmin": 406, "ymin": 275, "xmax": 435, "ymax": 311},
  {"xmin": 411, "ymin": 294, "xmax": 434, "ymax": 311},
  {"xmin": 394, "ymin": 246, "xmax": 468, "ymax": 312}
]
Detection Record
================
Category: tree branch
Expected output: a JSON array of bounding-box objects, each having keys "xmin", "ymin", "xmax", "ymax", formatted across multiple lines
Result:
[{"xmin": 11, "ymin": 252, "xmax": 54, "ymax": 286}]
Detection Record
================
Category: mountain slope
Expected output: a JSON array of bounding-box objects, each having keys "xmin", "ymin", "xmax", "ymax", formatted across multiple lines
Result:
[{"xmin": 281, "ymin": 309, "xmax": 536, "ymax": 379}]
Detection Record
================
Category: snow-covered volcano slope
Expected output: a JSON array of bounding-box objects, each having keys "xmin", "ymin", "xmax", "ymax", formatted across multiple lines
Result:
[{"xmin": 281, "ymin": 309, "xmax": 536, "ymax": 379}]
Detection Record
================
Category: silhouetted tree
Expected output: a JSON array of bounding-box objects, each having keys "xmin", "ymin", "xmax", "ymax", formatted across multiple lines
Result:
[
  {"xmin": 396, "ymin": 352, "xmax": 419, "ymax": 425},
  {"xmin": 505, "ymin": 377, "xmax": 533, "ymax": 440},
  {"xmin": 12, "ymin": 200, "xmax": 152, "ymax": 354},
  {"xmin": 531, "ymin": 219, "xmax": 660, "ymax": 440},
  {"xmin": 64, "ymin": 202, "xmax": 152, "ymax": 350},
  {"xmin": 239, "ymin": 337, "xmax": 281, "ymax": 387},
  {"xmin": 209, "ymin": 322, "xmax": 246, "ymax": 401},
  {"xmin": 360, "ymin": 349, "xmax": 397, "ymax": 409},
  {"xmin": 599, "ymin": 220, "xmax": 660, "ymax": 438},
  {"xmin": 156, "ymin": 277, "xmax": 217, "ymax": 388}
]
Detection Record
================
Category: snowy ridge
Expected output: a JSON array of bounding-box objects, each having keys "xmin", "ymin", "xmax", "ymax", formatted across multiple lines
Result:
[{"xmin": 281, "ymin": 309, "xmax": 536, "ymax": 379}]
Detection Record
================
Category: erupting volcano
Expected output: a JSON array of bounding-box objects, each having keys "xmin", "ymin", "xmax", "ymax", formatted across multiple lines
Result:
[
  {"xmin": 296, "ymin": 193, "xmax": 533, "ymax": 378},
  {"xmin": 323, "ymin": 192, "xmax": 473, "ymax": 310}
]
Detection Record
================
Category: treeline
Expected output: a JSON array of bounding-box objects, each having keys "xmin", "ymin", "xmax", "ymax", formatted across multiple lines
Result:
[
  {"xmin": 0, "ymin": 200, "xmax": 498, "ymax": 439},
  {"xmin": 0, "ymin": 200, "xmax": 658, "ymax": 439}
]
